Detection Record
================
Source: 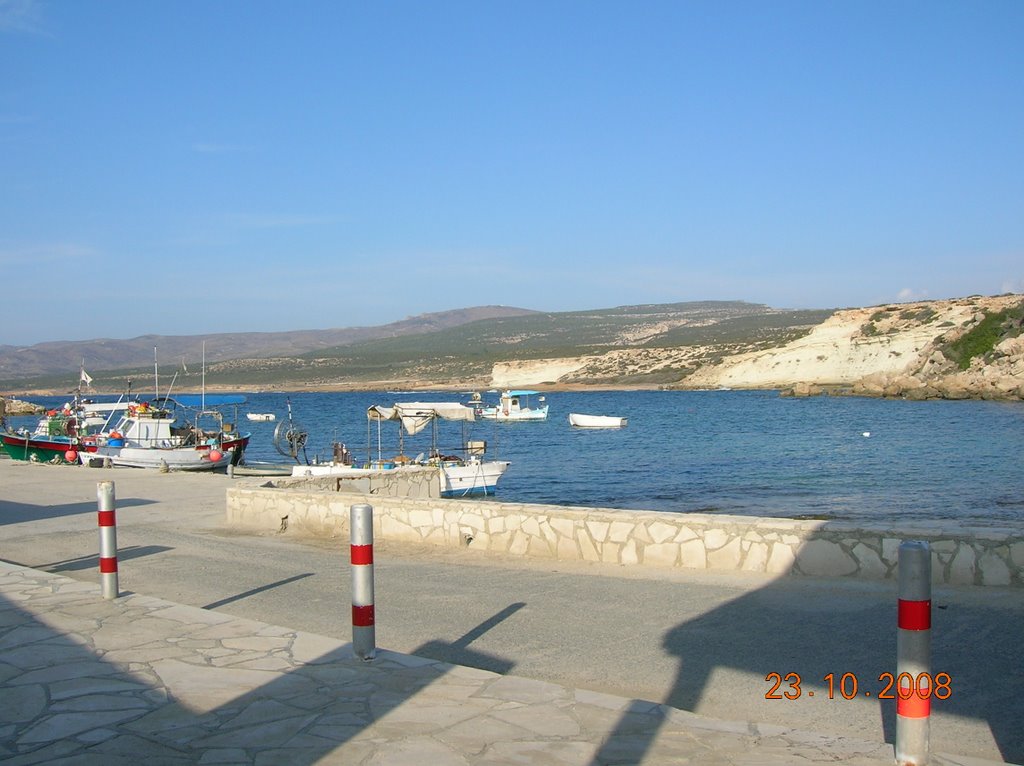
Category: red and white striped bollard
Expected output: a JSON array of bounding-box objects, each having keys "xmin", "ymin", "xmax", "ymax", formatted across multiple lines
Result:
[
  {"xmin": 97, "ymin": 481, "xmax": 119, "ymax": 600},
  {"xmin": 350, "ymin": 503, "xmax": 376, "ymax": 660},
  {"xmin": 896, "ymin": 540, "xmax": 931, "ymax": 765}
]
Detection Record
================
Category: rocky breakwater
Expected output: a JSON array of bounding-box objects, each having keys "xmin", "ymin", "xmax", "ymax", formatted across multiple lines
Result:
[{"xmin": 0, "ymin": 397, "xmax": 43, "ymax": 417}]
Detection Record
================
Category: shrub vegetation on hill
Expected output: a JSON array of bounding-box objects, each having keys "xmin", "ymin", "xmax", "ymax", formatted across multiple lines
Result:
[{"xmin": 942, "ymin": 301, "xmax": 1024, "ymax": 370}]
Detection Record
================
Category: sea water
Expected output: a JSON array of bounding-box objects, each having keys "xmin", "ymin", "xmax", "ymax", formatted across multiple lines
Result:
[{"xmin": 10, "ymin": 389, "xmax": 1024, "ymax": 526}]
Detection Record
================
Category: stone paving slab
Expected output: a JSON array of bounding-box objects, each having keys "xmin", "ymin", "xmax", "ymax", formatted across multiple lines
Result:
[{"xmin": 0, "ymin": 562, "xmax": 1012, "ymax": 765}]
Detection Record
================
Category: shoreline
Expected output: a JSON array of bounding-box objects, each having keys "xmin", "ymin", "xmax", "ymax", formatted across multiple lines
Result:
[{"xmin": 7, "ymin": 382, "xmax": 1023, "ymax": 403}]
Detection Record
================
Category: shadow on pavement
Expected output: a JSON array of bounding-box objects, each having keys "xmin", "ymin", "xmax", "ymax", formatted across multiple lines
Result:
[
  {"xmin": 412, "ymin": 601, "xmax": 526, "ymax": 675},
  {"xmin": 0, "ymin": 496, "xmax": 157, "ymax": 525},
  {"xmin": 21, "ymin": 545, "xmax": 176, "ymax": 573},
  {"xmin": 202, "ymin": 572, "xmax": 316, "ymax": 609},
  {"xmin": 590, "ymin": 529, "xmax": 1024, "ymax": 765}
]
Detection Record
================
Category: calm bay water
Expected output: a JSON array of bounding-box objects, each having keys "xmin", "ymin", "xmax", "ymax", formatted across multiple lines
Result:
[{"xmin": 11, "ymin": 390, "xmax": 1024, "ymax": 526}]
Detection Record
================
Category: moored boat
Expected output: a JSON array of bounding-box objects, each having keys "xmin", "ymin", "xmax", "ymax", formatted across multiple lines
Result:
[
  {"xmin": 568, "ymin": 413, "xmax": 627, "ymax": 428},
  {"xmin": 289, "ymin": 401, "xmax": 510, "ymax": 497},
  {"xmin": 246, "ymin": 413, "xmax": 276, "ymax": 422},
  {"xmin": 474, "ymin": 390, "xmax": 549, "ymax": 421},
  {"xmin": 82, "ymin": 395, "xmax": 251, "ymax": 471}
]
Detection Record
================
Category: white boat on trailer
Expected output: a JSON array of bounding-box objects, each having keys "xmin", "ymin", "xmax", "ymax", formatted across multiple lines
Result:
[{"xmin": 568, "ymin": 413, "xmax": 628, "ymax": 429}]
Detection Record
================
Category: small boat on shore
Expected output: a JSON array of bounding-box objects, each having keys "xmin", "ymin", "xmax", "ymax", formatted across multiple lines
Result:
[
  {"xmin": 82, "ymin": 395, "xmax": 251, "ymax": 471},
  {"xmin": 568, "ymin": 413, "xmax": 627, "ymax": 429}
]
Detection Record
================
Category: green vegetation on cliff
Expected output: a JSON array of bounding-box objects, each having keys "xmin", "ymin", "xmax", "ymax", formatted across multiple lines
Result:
[{"xmin": 942, "ymin": 301, "xmax": 1024, "ymax": 370}]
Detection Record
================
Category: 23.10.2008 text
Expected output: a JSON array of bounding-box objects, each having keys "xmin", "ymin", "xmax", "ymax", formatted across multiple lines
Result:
[{"xmin": 765, "ymin": 672, "xmax": 952, "ymax": 700}]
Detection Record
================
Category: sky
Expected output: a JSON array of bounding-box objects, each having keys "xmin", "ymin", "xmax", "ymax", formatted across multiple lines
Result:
[{"xmin": 2, "ymin": 1, "xmax": 1022, "ymax": 346}]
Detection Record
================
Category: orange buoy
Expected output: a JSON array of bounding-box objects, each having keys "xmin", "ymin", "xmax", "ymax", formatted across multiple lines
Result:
[
  {"xmin": 64, "ymin": 449, "xmax": 79, "ymax": 463},
  {"xmin": 208, "ymin": 449, "xmax": 224, "ymax": 463}
]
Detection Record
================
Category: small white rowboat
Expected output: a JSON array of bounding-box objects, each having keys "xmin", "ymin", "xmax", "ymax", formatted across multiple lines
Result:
[
  {"xmin": 568, "ymin": 413, "xmax": 627, "ymax": 429},
  {"xmin": 246, "ymin": 413, "xmax": 276, "ymax": 422}
]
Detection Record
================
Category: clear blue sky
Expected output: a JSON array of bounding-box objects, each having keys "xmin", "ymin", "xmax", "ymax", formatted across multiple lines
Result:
[{"xmin": 2, "ymin": 1, "xmax": 1022, "ymax": 346}]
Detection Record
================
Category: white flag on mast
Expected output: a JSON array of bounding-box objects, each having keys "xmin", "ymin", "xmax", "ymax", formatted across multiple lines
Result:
[{"xmin": 80, "ymin": 368, "xmax": 93, "ymax": 386}]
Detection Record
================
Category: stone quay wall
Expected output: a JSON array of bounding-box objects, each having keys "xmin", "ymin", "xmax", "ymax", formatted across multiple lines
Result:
[{"xmin": 226, "ymin": 486, "xmax": 1024, "ymax": 587}]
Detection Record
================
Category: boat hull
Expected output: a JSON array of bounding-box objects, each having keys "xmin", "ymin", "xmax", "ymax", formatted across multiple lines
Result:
[
  {"xmin": 438, "ymin": 460, "xmax": 510, "ymax": 497},
  {"xmin": 1, "ymin": 432, "xmax": 82, "ymax": 463},
  {"xmin": 568, "ymin": 413, "xmax": 627, "ymax": 428},
  {"xmin": 85, "ymin": 445, "xmax": 237, "ymax": 471},
  {"xmin": 289, "ymin": 458, "xmax": 510, "ymax": 497},
  {"xmin": 477, "ymin": 407, "xmax": 549, "ymax": 421},
  {"xmin": 83, "ymin": 435, "xmax": 249, "ymax": 471}
]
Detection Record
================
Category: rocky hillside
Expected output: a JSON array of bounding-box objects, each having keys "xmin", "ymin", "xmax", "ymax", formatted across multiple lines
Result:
[
  {"xmin": 3, "ymin": 296, "xmax": 1022, "ymax": 401},
  {"xmin": 492, "ymin": 294, "xmax": 1024, "ymax": 400}
]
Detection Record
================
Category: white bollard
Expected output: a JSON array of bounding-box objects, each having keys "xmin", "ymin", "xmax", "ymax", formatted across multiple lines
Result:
[
  {"xmin": 896, "ymin": 540, "xmax": 931, "ymax": 765},
  {"xmin": 97, "ymin": 481, "xmax": 119, "ymax": 600},
  {"xmin": 350, "ymin": 503, "xmax": 376, "ymax": 660}
]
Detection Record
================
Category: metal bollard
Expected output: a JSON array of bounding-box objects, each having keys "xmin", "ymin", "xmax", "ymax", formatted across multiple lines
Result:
[
  {"xmin": 97, "ymin": 481, "xmax": 119, "ymax": 600},
  {"xmin": 896, "ymin": 540, "xmax": 931, "ymax": 765},
  {"xmin": 350, "ymin": 503, "xmax": 376, "ymax": 660}
]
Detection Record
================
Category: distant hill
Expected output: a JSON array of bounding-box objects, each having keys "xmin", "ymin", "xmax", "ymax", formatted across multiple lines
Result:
[
  {"xmin": 0, "ymin": 300, "xmax": 820, "ymax": 392},
  {"xmin": 0, "ymin": 305, "xmax": 538, "ymax": 381},
  {"xmin": 5, "ymin": 296, "xmax": 1020, "ymax": 401}
]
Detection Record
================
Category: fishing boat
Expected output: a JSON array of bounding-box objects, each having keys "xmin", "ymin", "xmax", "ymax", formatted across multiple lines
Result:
[
  {"xmin": 81, "ymin": 394, "xmax": 251, "ymax": 471},
  {"xmin": 0, "ymin": 367, "xmax": 133, "ymax": 463},
  {"xmin": 246, "ymin": 412, "xmax": 276, "ymax": 422},
  {"xmin": 290, "ymin": 401, "xmax": 511, "ymax": 497},
  {"xmin": 2, "ymin": 405, "xmax": 89, "ymax": 463},
  {"xmin": 473, "ymin": 390, "xmax": 549, "ymax": 421},
  {"xmin": 568, "ymin": 413, "xmax": 628, "ymax": 429}
]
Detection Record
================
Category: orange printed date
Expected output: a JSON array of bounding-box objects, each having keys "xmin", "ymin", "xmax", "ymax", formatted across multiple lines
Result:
[{"xmin": 764, "ymin": 672, "xmax": 952, "ymax": 700}]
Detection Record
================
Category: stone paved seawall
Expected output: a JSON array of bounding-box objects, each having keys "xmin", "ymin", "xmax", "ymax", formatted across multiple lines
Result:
[{"xmin": 226, "ymin": 487, "xmax": 1024, "ymax": 587}]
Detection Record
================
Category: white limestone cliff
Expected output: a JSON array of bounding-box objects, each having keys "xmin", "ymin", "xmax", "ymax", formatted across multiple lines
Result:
[{"xmin": 489, "ymin": 294, "xmax": 1024, "ymax": 400}]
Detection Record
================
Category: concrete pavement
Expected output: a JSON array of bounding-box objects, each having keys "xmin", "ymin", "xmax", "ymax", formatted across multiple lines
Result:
[
  {"xmin": 1, "ymin": 561, "xmax": 1005, "ymax": 766},
  {"xmin": 0, "ymin": 458, "xmax": 1020, "ymax": 764}
]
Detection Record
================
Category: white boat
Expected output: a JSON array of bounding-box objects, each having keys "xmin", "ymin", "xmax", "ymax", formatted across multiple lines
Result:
[
  {"xmin": 246, "ymin": 413, "xmax": 276, "ymax": 422},
  {"xmin": 81, "ymin": 395, "xmax": 251, "ymax": 471},
  {"xmin": 474, "ymin": 390, "xmax": 549, "ymax": 421},
  {"xmin": 291, "ymin": 455, "xmax": 509, "ymax": 497},
  {"xmin": 290, "ymin": 401, "xmax": 510, "ymax": 497},
  {"xmin": 568, "ymin": 413, "xmax": 628, "ymax": 429}
]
